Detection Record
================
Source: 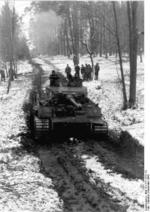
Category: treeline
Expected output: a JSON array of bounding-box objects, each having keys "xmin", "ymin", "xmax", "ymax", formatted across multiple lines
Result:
[
  {"xmin": 30, "ymin": 1, "xmax": 144, "ymax": 108},
  {"xmin": 30, "ymin": 1, "xmax": 143, "ymax": 62},
  {"xmin": 0, "ymin": 2, "xmax": 30, "ymax": 78}
]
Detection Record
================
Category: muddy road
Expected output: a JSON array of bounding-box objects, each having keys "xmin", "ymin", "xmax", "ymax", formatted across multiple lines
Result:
[
  {"xmin": 29, "ymin": 58, "xmax": 144, "ymax": 212},
  {"xmin": 37, "ymin": 139, "xmax": 143, "ymax": 212}
]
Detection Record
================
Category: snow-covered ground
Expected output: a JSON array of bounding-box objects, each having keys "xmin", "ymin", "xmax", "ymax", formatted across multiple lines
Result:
[
  {"xmin": 0, "ymin": 61, "xmax": 63, "ymax": 212},
  {"xmin": 17, "ymin": 61, "xmax": 33, "ymax": 75},
  {"xmin": 42, "ymin": 55, "xmax": 144, "ymax": 146}
]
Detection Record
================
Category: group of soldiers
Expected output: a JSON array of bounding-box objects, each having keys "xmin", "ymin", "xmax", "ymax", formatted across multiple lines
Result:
[
  {"xmin": 65, "ymin": 63, "xmax": 100, "ymax": 82},
  {"xmin": 65, "ymin": 64, "xmax": 82, "ymax": 87},
  {"xmin": 49, "ymin": 62, "xmax": 100, "ymax": 87}
]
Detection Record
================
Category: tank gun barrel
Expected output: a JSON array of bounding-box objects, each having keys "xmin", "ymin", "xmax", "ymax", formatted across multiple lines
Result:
[{"xmin": 67, "ymin": 94, "xmax": 82, "ymax": 108}]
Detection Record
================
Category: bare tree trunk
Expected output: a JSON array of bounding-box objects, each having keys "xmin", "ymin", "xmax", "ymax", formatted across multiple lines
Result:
[
  {"xmin": 67, "ymin": 5, "xmax": 80, "ymax": 65},
  {"xmin": 112, "ymin": 2, "xmax": 128, "ymax": 109},
  {"xmin": 64, "ymin": 19, "xmax": 72, "ymax": 57},
  {"xmin": 99, "ymin": 24, "xmax": 103, "ymax": 57},
  {"xmin": 68, "ymin": 8, "xmax": 74, "ymax": 55},
  {"xmin": 108, "ymin": 31, "xmax": 112, "ymax": 56},
  {"xmin": 127, "ymin": 2, "xmax": 138, "ymax": 108},
  {"xmin": 72, "ymin": 3, "xmax": 80, "ymax": 65}
]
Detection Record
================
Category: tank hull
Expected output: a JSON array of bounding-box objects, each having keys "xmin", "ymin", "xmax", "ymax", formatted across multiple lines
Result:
[
  {"xmin": 32, "ymin": 115, "xmax": 108, "ymax": 140},
  {"xmin": 29, "ymin": 86, "xmax": 108, "ymax": 140}
]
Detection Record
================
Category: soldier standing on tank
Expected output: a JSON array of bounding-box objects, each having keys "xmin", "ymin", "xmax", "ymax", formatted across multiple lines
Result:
[
  {"xmin": 95, "ymin": 63, "xmax": 100, "ymax": 80},
  {"xmin": 49, "ymin": 70, "xmax": 59, "ymax": 87}
]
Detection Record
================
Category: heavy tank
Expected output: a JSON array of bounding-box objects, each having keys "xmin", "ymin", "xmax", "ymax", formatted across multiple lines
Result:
[{"xmin": 27, "ymin": 84, "xmax": 108, "ymax": 140}]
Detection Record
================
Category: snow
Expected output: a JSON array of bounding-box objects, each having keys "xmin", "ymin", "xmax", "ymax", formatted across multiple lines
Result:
[
  {"xmin": 0, "ymin": 61, "xmax": 63, "ymax": 212},
  {"xmin": 83, "ymin": 156, "xmax": 144, "ymax": 205},
  {"xmin": 17, "ymin": 61, "xmax": 33, "ymax": 74},
  {"xmin": 72, "ymin": 141, "xmax": 144, "ymax": 212}
]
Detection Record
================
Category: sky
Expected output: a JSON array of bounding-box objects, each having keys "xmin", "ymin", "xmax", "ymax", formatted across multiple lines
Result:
[{"xmin": 15, "ymin": 1, "xmax": 31, "ymax": 15}]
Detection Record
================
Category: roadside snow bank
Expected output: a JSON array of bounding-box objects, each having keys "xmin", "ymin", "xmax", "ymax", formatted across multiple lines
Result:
[
  {"xmin": 0, "ymin": 62, "xmax": 63, "ymax": 212},
  {"xmin": 17, "ymin": 61, "xmax": 33, "ymax": 74},
  {"xmin": 84, "ymin": 155, "xmax": 143, "ymax": 204}
]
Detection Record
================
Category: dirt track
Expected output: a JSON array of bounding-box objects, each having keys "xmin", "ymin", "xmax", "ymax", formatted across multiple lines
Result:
[
  {"xmin": 39, "ymin": 143, "xmax": 123, "ymax": 212},
  {"xmin": 37, "ymin": 138, "xmax": 143, "ymax": 212}
]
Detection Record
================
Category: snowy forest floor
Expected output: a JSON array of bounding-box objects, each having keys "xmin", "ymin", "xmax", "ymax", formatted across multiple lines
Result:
[
  {"xmin": 0, "ymin": 62, "xmax": 63, "ymax": 212},
  {"xmin": 41, "ymin": 55, "xmax": 144, "ymax": 146}
]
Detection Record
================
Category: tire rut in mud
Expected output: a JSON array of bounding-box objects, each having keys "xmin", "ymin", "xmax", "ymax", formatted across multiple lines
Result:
[
  {"xmin": 67, "ymin": 140, "xmax": 144, "ymax": 210},
  {"xmin": 79, "ymin": 139, "xmax": 144, "ymax": 180},
  {"xmin": 38, "ymin": 143, "xmax": 127, "ymax": 212}
]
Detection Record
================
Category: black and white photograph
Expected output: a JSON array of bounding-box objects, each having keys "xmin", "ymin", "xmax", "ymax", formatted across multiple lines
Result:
[{"xmin": 0, "ymin": 0, "xmax": 145, "ymax": 211}]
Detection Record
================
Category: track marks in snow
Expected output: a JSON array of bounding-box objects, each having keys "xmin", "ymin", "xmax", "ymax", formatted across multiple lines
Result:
[{"xmin": 39, "ymin": 144, "xmax": 126, "ymax": 212}]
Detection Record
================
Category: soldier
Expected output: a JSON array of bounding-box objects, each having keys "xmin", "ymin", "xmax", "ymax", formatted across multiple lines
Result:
[
  {"xmin": 49, "ymin": 70, "xmax": 59, "ymax": 87},
  {"xmin": 95, "ymin": 63, "xmax": 100, "ymax": 80},
  {"xmin": 86, "ymin": 64, "xmax": 92, "ymax": 81},
  {"xmin": 84, "ymin": 64, "xmax": 88, "ymax": 81},
  {"xmin": 89, "ymin": 64, "xmax": 92, "ymax": 80},
  {"xmin": 74, "ymin": 65, "xmax": 80, "ymax": 79},
  {"xmin": 67, "ymin": 73, "xmax": 73, "ymax": 87},
  {"xmin": 81, "ymin": 64, "xmax": 85, "ymax": 80},
  {"xmin": 65, "ymin": 64, "xmax": 71, "ymax": 79},
  {"xmin": 71, "ymin": 73, "xmax": 82, "ymax": 87},
  {"xmin": 73, "ymin": 55, "xmax": 78, "ymax": 66}
]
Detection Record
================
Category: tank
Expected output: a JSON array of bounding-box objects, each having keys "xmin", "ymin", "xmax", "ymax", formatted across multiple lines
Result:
[{"xmin": 28, "ymin": 85, "xmax": 108, "ymax": 140}]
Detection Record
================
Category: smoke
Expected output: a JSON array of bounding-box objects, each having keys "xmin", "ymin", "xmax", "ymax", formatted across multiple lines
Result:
[
  {"xmin": 29, "ymin": 10, "xmax": 62, "ymax": 54},
  {"xmin": 35, "ymin": 10, "xmax": 61, "ymax": 38}
]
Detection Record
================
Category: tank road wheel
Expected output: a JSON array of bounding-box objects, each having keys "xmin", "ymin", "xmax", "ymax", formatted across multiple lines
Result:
[
  {"xmin": 32, "ymin": 116, "xmax": 51, "ymax": 142},
  {"xmin": 91, "ymin": 123, "xmax": 108, "ymax": 139},
  {"xmin": 25, "ymin": 109, "xmax": 39, "ymax": 140},
  {"xmin": 27, "ymin": 111, "xmax": 36, "ymax": 139}
]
